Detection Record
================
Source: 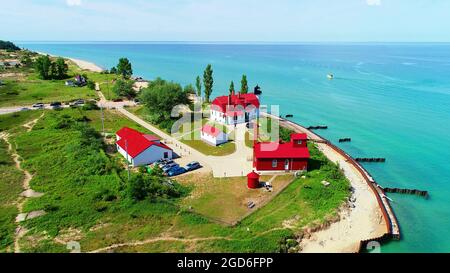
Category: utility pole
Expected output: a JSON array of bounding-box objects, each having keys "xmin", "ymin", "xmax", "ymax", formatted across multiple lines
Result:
[{"xmin": 125, "ymin": 139, "xmax": 131, "ymax": 181}]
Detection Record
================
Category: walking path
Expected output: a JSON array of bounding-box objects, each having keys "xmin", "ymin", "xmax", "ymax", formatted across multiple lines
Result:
[{"xmin": 0, "ymin": 114, "xmax": 46, "ymax": 253}]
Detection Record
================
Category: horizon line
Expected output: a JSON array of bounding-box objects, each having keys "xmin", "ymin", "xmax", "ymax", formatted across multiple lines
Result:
[{"xmin": 14, "ymin": 40, "xmax": 450, "ymax": 45}]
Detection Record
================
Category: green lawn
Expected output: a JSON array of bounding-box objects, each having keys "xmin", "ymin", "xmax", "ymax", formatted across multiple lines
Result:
[{"xmin": 177, "ymin": 174, "xmax": 294, "ymax": 224}]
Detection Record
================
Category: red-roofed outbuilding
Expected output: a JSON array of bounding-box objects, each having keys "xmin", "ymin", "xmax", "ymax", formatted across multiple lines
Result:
[
  {"xmin": 116, "ymin": 127, "xmax": 172, "ymax": 167},
  {"xmin": 253, "ymin": 134, "xmax": 310, "ymax": 172},
  {"xmin": 201, "ymin": 125, "xmax": 228, "ymax": 146}
]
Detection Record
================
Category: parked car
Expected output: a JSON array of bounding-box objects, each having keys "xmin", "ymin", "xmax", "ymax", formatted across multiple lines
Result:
[
  {"xmin": 32, "ymin": 103, "xmax": 44, "ymax": 109},
  {"xmin": 73, "ymin": 99, "xmax": 85, "ymax": 105},
  {"xmin": 185, "ymin": 162, "xmax": 202, "ymax": 172},
  {"xmin": 167, "ymin": 167, "xmax": 187, "ymax": 177},
  {"xmin": 50, "ymin": 102, "xmax": 62, "ymax": 107},
  {"xmin": 162, "ymin": 163, "xmax": 179, "ymax": 173},
  {"xmin": 157, "ymin": 159, "xmax": 173, "ymax": 168}
]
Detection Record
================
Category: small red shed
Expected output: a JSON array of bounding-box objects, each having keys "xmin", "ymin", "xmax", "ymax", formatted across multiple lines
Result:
[{"xmin": 247, "ymin": 171, "xmax": 261, "ymax": 189}]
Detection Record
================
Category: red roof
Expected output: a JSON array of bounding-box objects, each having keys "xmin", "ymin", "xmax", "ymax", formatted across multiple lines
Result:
[
  {"xmin": 143, "ymin": 134, "xmax": 160, "ymax": 142},
  {"xmin": 116, "ymin": 127, "xmax": 171, "ymax": 158},
  {"xmin": 201, "ymin": 125, "xmax": 223, "ymax": 137},
  {"xmin": 254, "ymin": 142, "xmax": 310, "ymax": 159},
  {"xmin": 291, "ymin": 133, "xmax": 308, "ymax": 141},
  {"xmin": 212, "ymin": 93, "xmax": 260, "ymax": 113}
]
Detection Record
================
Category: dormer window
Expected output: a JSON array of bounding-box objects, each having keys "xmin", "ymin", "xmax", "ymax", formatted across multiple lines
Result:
[{"xmin": 297, "ymin": 140, "xmax": 303, "ymax": 145}]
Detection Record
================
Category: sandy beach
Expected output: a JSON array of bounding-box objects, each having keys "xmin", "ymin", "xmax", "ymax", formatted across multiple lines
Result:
[
  {"xmin": 299, "ymin": 142, "xmax": 387, "ymax": 253},
  {"xmin": 37, "ymin": 52, "xmax": 104, "ymax": 72},
  {"xmin": 68, "ymin": 58, "xmax": 104, "ymax": 72}
]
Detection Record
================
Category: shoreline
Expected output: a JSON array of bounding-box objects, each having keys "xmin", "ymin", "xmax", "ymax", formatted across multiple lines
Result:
[
  {"xmin": 36, "ymin": 51, "xmax": 104, "ymax": 72},
  {"xmin": 263, "ymin": 112, "xmax": 399, "ymax": 253}
]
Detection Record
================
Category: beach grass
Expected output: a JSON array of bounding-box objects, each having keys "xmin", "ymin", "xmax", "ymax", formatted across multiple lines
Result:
[{"xmin": 0, "ymin": 139, "xmax": 23, "ymax": 252}]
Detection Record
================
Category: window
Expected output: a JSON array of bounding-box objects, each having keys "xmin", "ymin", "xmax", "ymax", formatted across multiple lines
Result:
[
  {"xmin": 164, "ymin": 152, "xmax": 169, "ymax": 159},
  {"xmin": 272, "ymin": 160, "xmax": 278, "ymax": 168},
  {"xmin": 297, "ymin": 140, "xmax": 303, "ymax": 145}
]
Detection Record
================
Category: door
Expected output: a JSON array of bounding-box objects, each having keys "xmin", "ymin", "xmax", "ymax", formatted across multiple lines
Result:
[{"xmin": 285, "ymin": 159, "xmax": 290, "ymax": 171}]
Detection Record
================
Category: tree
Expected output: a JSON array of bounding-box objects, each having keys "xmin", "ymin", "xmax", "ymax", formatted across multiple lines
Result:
[
  {"xmin": 241, "ymin": 75, "xmax": 248, "ymax": 94},
  {"xmin": 195, "ymin": 76, "xmax": 202, "ymax": 98},
  {"xmin": 203, "ymin": 64, "xmax": 214, "ymax": 103},
  {"xmin": 116, "ymin": 58, "xmax": 133, "ymax": 79},
  {"xmin": 184, "ymin": 84, "xmax": 196, "ymax": 94},
  {"xmin": 55, "ymin": 57, "xmax": 68, "ymax": 79},
  {"xmin": 229, "ymin": 81, "xmax": 235, "ymax": 95},
  {"xmin": 0, "ymin": 40, "xmax": 20, "ymax": 51},
  {"xmin": 110, "ymin": 67, "xmax": 117, "ymax": 74},
  {"xmin": 35, "ymin": 55, "xmax": 52, "ymax": 80},
  {"xmin": 140, "ymin": 78, "xmax": 191, "ymax": 123},
  {"xmin": 112, "ymin": 79, "xmax": 136, "ymax": 99}
]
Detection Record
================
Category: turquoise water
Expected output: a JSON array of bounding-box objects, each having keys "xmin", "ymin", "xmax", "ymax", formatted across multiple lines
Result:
[{"xmin": 19, "ymin": 42, "xmax": 450, "ymax": 253}]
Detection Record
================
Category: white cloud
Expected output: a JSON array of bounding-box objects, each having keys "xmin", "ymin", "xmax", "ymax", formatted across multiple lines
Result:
[
  {"xmin": 66, "ymin": 0, "xmax": 82, "ymax": 7},
  {"xmin": 366, "ymin": 0, "xmax": 381, "ymax": 6}
]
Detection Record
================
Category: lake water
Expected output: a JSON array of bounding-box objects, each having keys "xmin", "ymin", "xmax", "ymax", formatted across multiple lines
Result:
[{"xmin": 19, "ymin": 42, "xmax": 450, "ymax": 253}]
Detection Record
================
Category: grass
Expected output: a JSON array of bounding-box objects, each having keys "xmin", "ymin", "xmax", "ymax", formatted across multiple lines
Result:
[
  {"xmin": 1, "ymin": 108, "xmax": 350, "ymax": 253},
  {"xmin": 0, "ymin": 139, "xmax": 23, "ymax": 252},
  {"xmin": 180, "ymin": 130, "xmax": 236, "ymax": 156},
  {"xmin": 0, "ymin": 52, "xmax": 119, "ymax": 107},
  {"xmin": 177, "ymin": 173, "xmax": 294, "ymax": 224}
]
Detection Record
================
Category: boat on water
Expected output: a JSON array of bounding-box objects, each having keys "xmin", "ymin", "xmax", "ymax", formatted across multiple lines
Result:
[{"xmin": 327, "ymin": 74, "xmax": 334, "ymax": 80}]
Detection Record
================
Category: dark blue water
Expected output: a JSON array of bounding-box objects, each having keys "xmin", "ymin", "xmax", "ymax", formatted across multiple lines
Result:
[{"xmin": 19, "ymin": 42, "xmax": 450, "ymax": 253}]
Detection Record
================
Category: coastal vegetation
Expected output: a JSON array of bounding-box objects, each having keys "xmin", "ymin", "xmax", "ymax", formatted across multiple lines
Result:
[
  {"xmin": 35, "ymin": 55, "xmax": 69, "ymax": 80},
  {"xmin": 139, "ymin": 78, "xmax": 192, "ymax": 132},
  {"xmin": 240, "ymin": 75, "xmax": 248, "ymax": 94},
  {"xmin": 0, "ymin": 50, "xmax": 111, "ymax": 107},
  {"xmin": 116, "ymin": 58, "xmax": 133, "ymax": 79},
  {"xmin": 195, "ymin": 76, "xmax": 202, "ymax": 98},
  {"xmin": 203, "ymin": 64, "xmax": 214, "ymax": 103},
  {"xmin": 229, "ymin": 81, "xmax": 235, "ymax": 94},
  {"xmin": 112, "ymin": 78, "xmax": 136, "ymax": 99},
  {"xmin": 0, "ymin": 40, "xmax": 20, "ymax": 51}
]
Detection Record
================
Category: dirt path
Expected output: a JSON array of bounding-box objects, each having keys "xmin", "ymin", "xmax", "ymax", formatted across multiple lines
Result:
[
  {"xmin": 89, "ymin": 236, "xmax": 232, "ymax": 253},
  {"xmin": 22, "ymin": 113, "xmax": 44, "ymax": 132},
  {"xmin": 0, "ymin": 114, "xmax": 46, "ymax": 253}
]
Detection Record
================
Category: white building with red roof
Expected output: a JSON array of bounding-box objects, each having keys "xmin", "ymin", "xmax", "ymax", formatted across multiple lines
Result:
[
  {"xmin": 201, "ymin": 125, "xmax": 228, "ymax": 146},
  {"xmin": 210, "ymin": 92, "xmax": 260, "ymax": 125},
  {"xmin": 116, "ymin": 127, "xmax": 173, "ymax": 167}
]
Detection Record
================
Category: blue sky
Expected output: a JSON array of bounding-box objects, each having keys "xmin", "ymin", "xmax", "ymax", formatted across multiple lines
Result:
[{"xmin": 1, "ymin": 0, "xmax": 450, "ymax": 42}]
